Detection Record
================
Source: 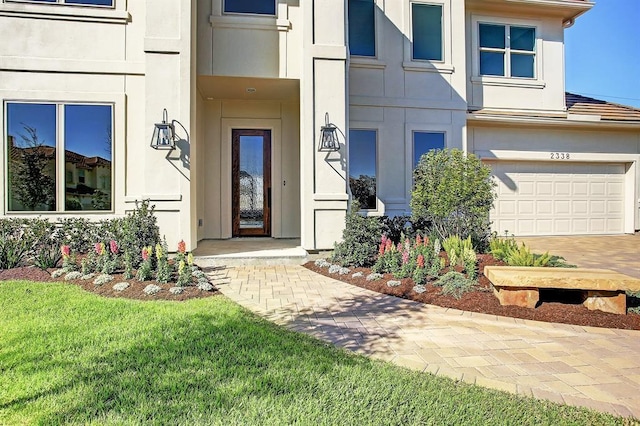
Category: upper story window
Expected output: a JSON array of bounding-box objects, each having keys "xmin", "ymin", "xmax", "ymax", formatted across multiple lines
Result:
[
  {"xmin": 411, "ymin": 3, "xmax": 443, "ymax": 61},
  {"xmin": 10, "ymin": 0, "xmax": 113, "ymax": 6},
  {"xmin": 479, "ymin": 23, "xmax": 535, "ymax": 78},
  {"xmin": 6, "ymin": 102, "xmax": 113, "ymax": 212},
  {"xmin": 224, "ymin": 0, "xmax": 276, "ymax": 15},
  {"xmin": 349, "ymin": 129, "xmax": 377, "ymax": 210},
  {"xmin": 348, "ymin": 0, "xmax": 376, "ymax": 57}
]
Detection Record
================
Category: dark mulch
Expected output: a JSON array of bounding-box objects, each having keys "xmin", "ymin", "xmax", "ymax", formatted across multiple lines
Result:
[
  {"xmin": 304, "ymin": 255, "xmax": 640, "ymax": 331},
  {"xmin": 0, "ymin": 266, "xmax": 220, "ymax": 301}
]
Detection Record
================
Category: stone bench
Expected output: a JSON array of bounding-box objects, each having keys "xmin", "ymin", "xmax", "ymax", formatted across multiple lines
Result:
[{"xmin": 484, "ymin": 266, "xmax": 640, "ymax": 315}]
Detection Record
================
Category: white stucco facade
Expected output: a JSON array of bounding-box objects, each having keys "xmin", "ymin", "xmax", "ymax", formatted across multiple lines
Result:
[{"xmin": 1, "ymin": 0, "xmax": 638, "ymax": 250}]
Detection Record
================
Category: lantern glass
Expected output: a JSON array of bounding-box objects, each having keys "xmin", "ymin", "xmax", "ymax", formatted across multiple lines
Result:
[
  {"xmin": 151, "ymin": 117, "xmax": 175, "ymax": 150},
  {"xmin": 318, "ymin": 124, "xmax": 340, "ymax": 152}
]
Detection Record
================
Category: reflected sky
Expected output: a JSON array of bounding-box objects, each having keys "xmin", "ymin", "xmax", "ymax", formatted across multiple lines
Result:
[
  {"xmin": 7, "ymin": 103, "xmax": 112, "ymax": 159},
  {"xmin": 239, "ymin": 136, "xmax": 264, "ymax": 176},
  {"xmin": 349, "ymin": 129, "xmax": 376, "ymax": 178},
  {"xmin": 413, "ymin": 132, "xmax": 445, "ymax": 167}
]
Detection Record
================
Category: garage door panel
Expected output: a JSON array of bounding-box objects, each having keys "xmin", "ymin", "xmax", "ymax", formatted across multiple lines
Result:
[{"xmin": 490, "ymin": 161, "xmax": 625, "ymax": 236}]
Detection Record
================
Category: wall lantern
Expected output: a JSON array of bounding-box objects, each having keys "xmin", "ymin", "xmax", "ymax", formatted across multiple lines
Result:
[
  {"xmin": 318, "ymin": 112, "xmax": 341, "ymax": 152},
  {"xmin": 150, "ymin": 108, "xmax": 176, "ymax": 150}
]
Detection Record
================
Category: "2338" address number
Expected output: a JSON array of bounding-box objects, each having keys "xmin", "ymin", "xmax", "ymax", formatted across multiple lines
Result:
[{"xmin": 550, "ymin": 152, "xmax": 570, "ymax": 160}]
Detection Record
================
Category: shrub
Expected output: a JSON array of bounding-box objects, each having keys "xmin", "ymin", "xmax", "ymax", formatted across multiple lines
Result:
[
  {"xmin": 435, "ymin": 271, "xmax": 476, "ymax": 299},
  {"xmin": 379, "ymin": 215, "xmax": 432, "ymax": 245},
  {"xmin": 411, "ymin": 149, "xmax": 496, "ymax": 251},
  {"xmin": 121, "ymin": 200, "xmax": 160, "ymax": 268},
  {"xmin": 0, "ymin": 218, "xmax": 36, "ymax": 269},
  {"xmin": 330, "ymin": 201, "xmax": 382, "ymax": 267},
  {"xmin": 30, "ymin": 218, "xmax": 64, "ymax": 270},
  {"xmin": 442, "ymin": 235, "xmax": 477, "ymax": 279},
  {"xmin": 59, "ymin": 217, "xmax": 97, "ymax": 253},
  {"xmin": 505, "ymin": 244, "xmax": 551, "ymax": 267}
]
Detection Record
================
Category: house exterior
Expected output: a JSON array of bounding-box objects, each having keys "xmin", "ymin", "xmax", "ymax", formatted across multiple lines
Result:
[{"xmin": 1, "ymin": 0, "xmax": 638, "ymax": 251}]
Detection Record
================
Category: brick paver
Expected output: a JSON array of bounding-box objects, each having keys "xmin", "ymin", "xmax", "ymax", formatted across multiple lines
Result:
[{"xmin": 209, "ymin": 264, "xmax": 640, "ymax": 419}]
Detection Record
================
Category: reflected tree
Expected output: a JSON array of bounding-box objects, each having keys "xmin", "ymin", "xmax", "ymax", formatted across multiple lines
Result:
[
  {"xmin": 8, "ymin": 125, "xmax": 56, "ymax": 211},
  {"xmin": 349, "ymin": 175, "xmax": 376, "ymax": 210}
]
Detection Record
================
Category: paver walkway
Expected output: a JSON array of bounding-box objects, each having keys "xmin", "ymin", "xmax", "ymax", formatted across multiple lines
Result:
[{"xmin": 212, "ymin": 264, "xmax": 640, "ymax": 419}]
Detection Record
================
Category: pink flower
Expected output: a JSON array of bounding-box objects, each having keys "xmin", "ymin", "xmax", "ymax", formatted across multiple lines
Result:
[
  {"xmin": 385, "ymin": 239, "xmax": 393, "ymax": 253},
  {"xmin": 141, "ymin": 247, "xmax": 150, "ymax": 261},
  {"xmin": 177, "ymin": 240, "xmax": 186, "ymax": 254},
  {"xmin": 417, "ymin": 254, "xmax": 425, "ymax": 268},
  {"xmin": 416, "ymin": 235, "xmax": 422, "ymax": 246},
  {"xmin": 402, "ymin": 250, "xmax": 409, "ymax": 265},
  {"xmin": 404, "ymin": 238, "xmax": 411, "ymax": 252},
  {"xmin": 95, "ymin": 242, "xmax": 105, "ymax": 256},
  {"xmin": 381, "ymin": 235, "xmax": 388, "ymax": 246},
  {"xmin": 60, "ymin": 245, "xmax": 71, "ymax": 258},
  {"xmin": 109, "ymin": 240, "xmax": 119, "ymax": 255},
  {"xmin": 396, "ymin": 243, "xmax": 402, "ymax": 252},
  {"xmin": 378, "ymin": 243, "xmax": 385, "ymax": 257}
]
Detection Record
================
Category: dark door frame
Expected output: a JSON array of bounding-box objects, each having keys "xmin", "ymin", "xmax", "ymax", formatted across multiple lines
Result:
[{"xmin": 232, "ymin": 129, "xmax": 272, "ymax": 237}]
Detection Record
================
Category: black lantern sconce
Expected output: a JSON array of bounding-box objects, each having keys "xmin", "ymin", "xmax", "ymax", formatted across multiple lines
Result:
[
  {"xmin": 150, "ymin": 108, "xmax": 176, "ymax": 150},
  {"xmin": 318, "ymin": 112, "xmax": 341, "ymax": 152}
]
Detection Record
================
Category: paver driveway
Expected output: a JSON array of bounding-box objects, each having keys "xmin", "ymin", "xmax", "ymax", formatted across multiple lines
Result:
[
  {"xmin": 518, "ymin": 234, "xmax": 640, "ymax": 278},
  {"xmin": 211, "ymin": 264, "xmax": 640, "ymax": 419}
]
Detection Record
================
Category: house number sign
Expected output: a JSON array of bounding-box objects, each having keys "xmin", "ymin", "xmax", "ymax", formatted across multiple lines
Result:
[{"xmin": 550, "ymin": 152, "xmax": 570, "ymax": 160}]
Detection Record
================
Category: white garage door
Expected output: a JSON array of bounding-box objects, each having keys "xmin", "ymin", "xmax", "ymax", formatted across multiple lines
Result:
[{"xmin": 490, "ymin": 161, "xmax": 625, "ymax": 236}]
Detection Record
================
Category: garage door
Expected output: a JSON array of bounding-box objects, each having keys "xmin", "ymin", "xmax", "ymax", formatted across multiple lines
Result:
[{"xmin": 490, "ymin": 161, "xmax": 625, "ymax": 236}]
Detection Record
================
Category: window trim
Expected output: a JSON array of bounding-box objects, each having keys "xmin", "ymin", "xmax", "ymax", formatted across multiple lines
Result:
[
  {"xmin": 0, "ymin": 0, "xmax": 128, "ymax": 24},
  {"xmin": 471, "ymin": 14, "xmax": 544, "ymax": 87},
  {"xmin": 6, "ymin": 0, "xmax": 113, "ymax": 7},
  {"xmin": 4, "ymin": 100, "xmax": 116, "ymax": 214},
  {"xmin": 402, "ymin": 0, "xmax": 453, "ymax": 73},
  {"xmin": 348, "ymin": 127, "xmax": 379, "ymax": 213}
]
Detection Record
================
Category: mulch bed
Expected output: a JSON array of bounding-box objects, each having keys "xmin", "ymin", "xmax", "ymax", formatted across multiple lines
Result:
[
  {"xmin": 0, "ymin": 266, "xmax": 220, "ymax": 302},
  {"xmin": 304, "ymin": 255, "xmax": 640, "ymax": 331}
]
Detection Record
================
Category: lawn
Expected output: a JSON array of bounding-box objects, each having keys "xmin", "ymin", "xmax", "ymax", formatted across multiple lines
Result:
[{"xmin": 0, "ymin": 282, "xmax": 627, "ymax": 425}]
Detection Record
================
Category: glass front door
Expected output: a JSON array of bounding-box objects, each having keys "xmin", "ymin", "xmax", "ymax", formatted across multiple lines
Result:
[{"xmin": 232, "ymin": 129, "xmax": 271, "ymax": 237}]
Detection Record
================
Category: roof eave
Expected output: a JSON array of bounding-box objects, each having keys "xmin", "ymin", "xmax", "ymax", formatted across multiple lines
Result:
[{"xmin": 467, "ymin": 113, "xmax": 640, "ymax": 130}]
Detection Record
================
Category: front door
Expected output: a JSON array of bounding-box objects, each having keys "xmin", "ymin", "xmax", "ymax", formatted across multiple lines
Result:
[{"xmin": 232, "ymin": 129, "xmax": 271, "ymax": 237}]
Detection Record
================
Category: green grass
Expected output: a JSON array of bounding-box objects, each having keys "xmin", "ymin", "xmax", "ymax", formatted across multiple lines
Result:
[{"xmin": 0, "ymin": 282, "xmax": 628, "ymax": 425}]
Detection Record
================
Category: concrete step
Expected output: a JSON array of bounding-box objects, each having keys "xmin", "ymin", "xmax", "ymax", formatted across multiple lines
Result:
[{"xmin": 194, "ymin": 246, "xmax": 309, "ymax": 267}]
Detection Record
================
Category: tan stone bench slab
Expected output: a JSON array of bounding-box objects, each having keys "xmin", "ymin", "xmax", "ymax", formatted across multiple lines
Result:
[{"xmin": 484, "ymin": 266, "xmax": 640, "ymax": 315}]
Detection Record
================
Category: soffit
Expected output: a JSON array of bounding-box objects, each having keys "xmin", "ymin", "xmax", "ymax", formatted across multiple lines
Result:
[
  {"xmin": 465, "ymin": 0, "xmax": 593, "ymax": 22},
  {"xmin": 197, "ymin": 76, "xmax": 300, "ymax": 101}
]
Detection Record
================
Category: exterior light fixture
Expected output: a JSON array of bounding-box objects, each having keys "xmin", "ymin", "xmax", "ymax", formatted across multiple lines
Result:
[
  {"xmin": 318, "ymin": 112, "xmax": 341, "ymax": 152},
  {"xmin": 151, "ymin": 108, "xmax": 176, "ymax": 150}
]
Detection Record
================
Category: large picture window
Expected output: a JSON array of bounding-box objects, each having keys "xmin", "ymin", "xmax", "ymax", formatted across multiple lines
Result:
[
  {"xmin": 412, "ymin": 3, "xmax": 443, "ymax": 61},
  {"xmin": 348, "ymin": 130, "xmax": 377, "ymax": 210},
  {"xmin": 479, "ymin": 23, "xmax": 535, "ymax": 78},
  {"xmin": 348, "ymin": 0, "xmax": 376, "ymax": 57},
  {"xmin": 224, "ymin": 0, "xmax": 276, "ymax": 15},
  {"xmin": 6, "ymin": 102, "xmax": 113, "ymax": 212}
]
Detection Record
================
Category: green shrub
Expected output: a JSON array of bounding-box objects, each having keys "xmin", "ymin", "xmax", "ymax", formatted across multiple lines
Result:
[
  {"xmin": 411, "ymin": 149, "xmax": 496, "ymax": 251},
  {"xmin": 0, "ymin": 218, "xmax": 36, "ymax": 269},
  {"xmin": 59, "ymin": 217, "xmax": 97, "ymax": 254},
  {"xmin": 505, "ymin": 244, "xmax": 551, "ymax": 267},
  {"xmin": 330, "ymin": 201, "xmax": 382, "ymax": 267},
  {"xmin": 434, "ymin": 271, "xmax": 476, "ymax": 299},
  {"xmin": 379, "ymin": 215, "xmax": 432, "ymax": 244},
  {"xmin": 30, "ymin": 218, "xmax": 64, "ymax": 270},
  {"xmin": 488, "ymin": 237, "xmax": 519, "ymax": 262},
  {"xmin": 120, "ymin": 200, "xmax": 160, "ymax": 267}
]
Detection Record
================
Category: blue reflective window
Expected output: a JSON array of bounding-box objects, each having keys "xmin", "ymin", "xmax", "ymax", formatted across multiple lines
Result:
[
  {"xmin": 5, "ymin": 102, "xmax": 113, "ymax": 212},
  {"xmin": 349, "ymin": 0, "xmax": 376, "ymax": 57},
  {"xmin": 349, "ymin": 130, "xmax": 377, "ymax": 210},
  {"xmin": 224, "ymin": 0, "xmax": 276, "ymax": 15},
  {"xmin": 26, "ymin": 0, "xmax": 113, "ymax": 5},
  {"xmin": 412, "ymin": 3, "xmax": 442, "ymax": 61},
  {"xmin": 479, "ymin": 23, "xmax": 535, "ymax": 78},
  {"xmin": 413, "ymin": 132, "xmax": 445, "ymax": 168}
]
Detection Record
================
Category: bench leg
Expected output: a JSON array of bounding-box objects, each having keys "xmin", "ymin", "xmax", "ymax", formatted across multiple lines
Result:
[
  {"xmin": 583, "ymin": 291, "xmax": 627, "ymax": 315},
  {"xmin": 493, "ymin": 286, "xmax": 539, "ymax": 309}
]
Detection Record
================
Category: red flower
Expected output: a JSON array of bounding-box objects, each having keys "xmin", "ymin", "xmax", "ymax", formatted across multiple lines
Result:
[
  {"xmin": 95, "ymin": 242, "xmax": 105, "ymax": 256},
  {"xmin": 109, "ymin": 240, "xmax": 119, "ymax": 255},
  {"xmin": 417, "ymin": 254, "xmax": 425, "ymax": 268},
  {"xmin": 177, "ymin": 240, "xmax": 186, "ymax": 253},
  {"xmin": 141, "ymin": 247, "xmax": 150, "ymax": 261},
  {"xmin": 60, "ymin": 245, "xmax": 71, "ymax": 258}
]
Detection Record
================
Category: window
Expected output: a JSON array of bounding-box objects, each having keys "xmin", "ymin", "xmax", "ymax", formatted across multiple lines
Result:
[
  {"xmin": 10, "ymin": 0, "xmax": 114, "ymax": 6},
  {"xmin": 413, "ymin": 131, "xmax": 445, "ymax": 167},
  {"xmin": 479, "ymin": 23, "xmax": 535, "ymax": 78},
  {"xmin": 348, "ymin": 0, "xmax": 376, "ymax": 57},
  {"xmin": 224, "ymin": 0, "xmax": 276, "ymax": 15},
  {"xmin": 412, "ymin": 3, "xmax": 443, "ymax": 61},
  {"xmin": 349, "ymin": 130, "xmax": 377, "ymax": 210},
  {"xmin": 6, "ymin": 102, "xmax": 113, "ymax": 212}
]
